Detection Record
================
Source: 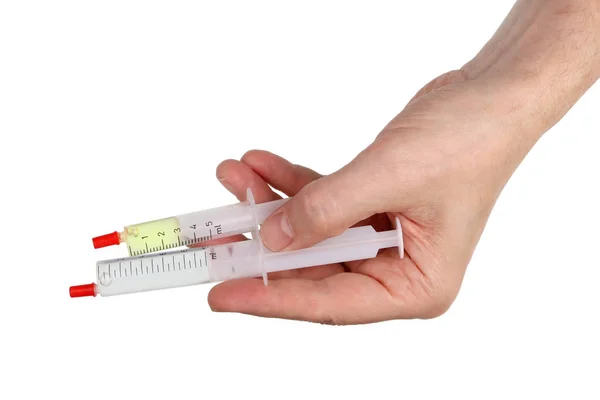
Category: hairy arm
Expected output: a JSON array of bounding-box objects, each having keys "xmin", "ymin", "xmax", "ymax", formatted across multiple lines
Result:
[{"xmin": 464, "ymin": 0, "xmax": 600, "ymax": 135}]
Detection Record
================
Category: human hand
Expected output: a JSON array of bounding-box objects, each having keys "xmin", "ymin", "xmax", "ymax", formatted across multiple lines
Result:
[
  {"xmin": 207, "ymin": 71, "xmax": 538, "ymax": 324},
  {"xmin": 208, "ymin": 0, "xmax": 600, "ymax": 324}
]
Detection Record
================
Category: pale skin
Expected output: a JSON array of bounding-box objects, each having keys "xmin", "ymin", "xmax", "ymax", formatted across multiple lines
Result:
[{"xmin": 207, "ymin": 0, "xmax": 600, "ymax": 324}]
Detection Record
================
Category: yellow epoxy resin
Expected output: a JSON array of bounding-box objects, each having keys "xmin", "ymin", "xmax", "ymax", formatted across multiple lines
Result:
[{"xmin": 124, "ymin": 217, "xmax": 181, "ymax": 256}]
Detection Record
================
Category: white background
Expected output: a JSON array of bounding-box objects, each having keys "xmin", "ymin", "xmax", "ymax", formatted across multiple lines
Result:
[{"xmin": 1, "ymin": 1, "xmax": 599, "ymax": 399}]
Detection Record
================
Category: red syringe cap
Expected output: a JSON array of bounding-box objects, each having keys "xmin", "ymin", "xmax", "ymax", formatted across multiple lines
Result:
[
  {"xmin": 92, "ymin": 231, "xmax": 120, "ymax": 249},
  {"xmin": 69, "ymin": 283, "xmax": 96, "ymax": 298}
]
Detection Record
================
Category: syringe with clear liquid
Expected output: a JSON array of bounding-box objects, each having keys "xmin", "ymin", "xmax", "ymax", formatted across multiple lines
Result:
[{"xmin": 73, "ymin": 189, "xmax": 403, "ymax": 298}]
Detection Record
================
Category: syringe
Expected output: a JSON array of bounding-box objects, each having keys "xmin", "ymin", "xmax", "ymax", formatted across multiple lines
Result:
[
  {"xmin": 70, "ymin": 220, "xmax": 404, "ymax": 298},
  {"xmin": 92, "ymin": 195, "xmax": 288, "ymax": 256}
]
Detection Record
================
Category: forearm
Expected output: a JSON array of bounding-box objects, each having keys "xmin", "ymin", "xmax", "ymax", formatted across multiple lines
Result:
[{"xmin": 463, "ymin": 0, "xmax": 600, "ymax": 137}]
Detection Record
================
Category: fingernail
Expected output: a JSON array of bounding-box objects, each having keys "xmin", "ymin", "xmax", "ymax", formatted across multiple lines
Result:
[{"xmin": 261, "ymin": 212, "xmax": 294, "ymax": 251}]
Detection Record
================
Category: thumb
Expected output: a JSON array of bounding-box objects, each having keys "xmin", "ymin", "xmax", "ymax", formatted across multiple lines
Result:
[{"xmin": 260, "ymin": 154, "xmax": 391, "ymax": 251}]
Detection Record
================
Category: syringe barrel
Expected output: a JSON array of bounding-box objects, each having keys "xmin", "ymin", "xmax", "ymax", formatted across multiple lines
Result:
[
  {"xmin": 95, "ymin": 249, "xmax": 213, "ymax": 297},
  {"xmin": 206, "ymin": 226, "xmax": 398, "ymax": 281},
  {"xmin": 208, "ymin": 240, "xmax": 263, "ymax": 282},
  {"xmin": 94, "ymin": 242, "xmax": 264, "ymax": 297},
  {"xmin": 92, "ymin": 224, "xmax": 401, "ymax": 297},
  {"xmin": 119, "ymin": 198, "xmax": 287, "ymax": 256}
]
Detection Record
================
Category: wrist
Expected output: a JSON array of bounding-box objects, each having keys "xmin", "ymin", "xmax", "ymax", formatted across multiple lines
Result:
[{"xmin": 462, "ymin": 0, "xmax": 600, "ymax": 137}]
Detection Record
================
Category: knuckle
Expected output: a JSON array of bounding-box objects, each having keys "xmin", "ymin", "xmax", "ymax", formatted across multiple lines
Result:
[{"xmin": 297, "ymin": 187, "xmax": 344, "ymax": 237}]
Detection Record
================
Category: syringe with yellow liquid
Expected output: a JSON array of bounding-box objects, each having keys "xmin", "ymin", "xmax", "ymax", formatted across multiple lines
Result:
[{"xmin": 92, "ymin": 192, "xmax": 287, "ymax": 256}]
